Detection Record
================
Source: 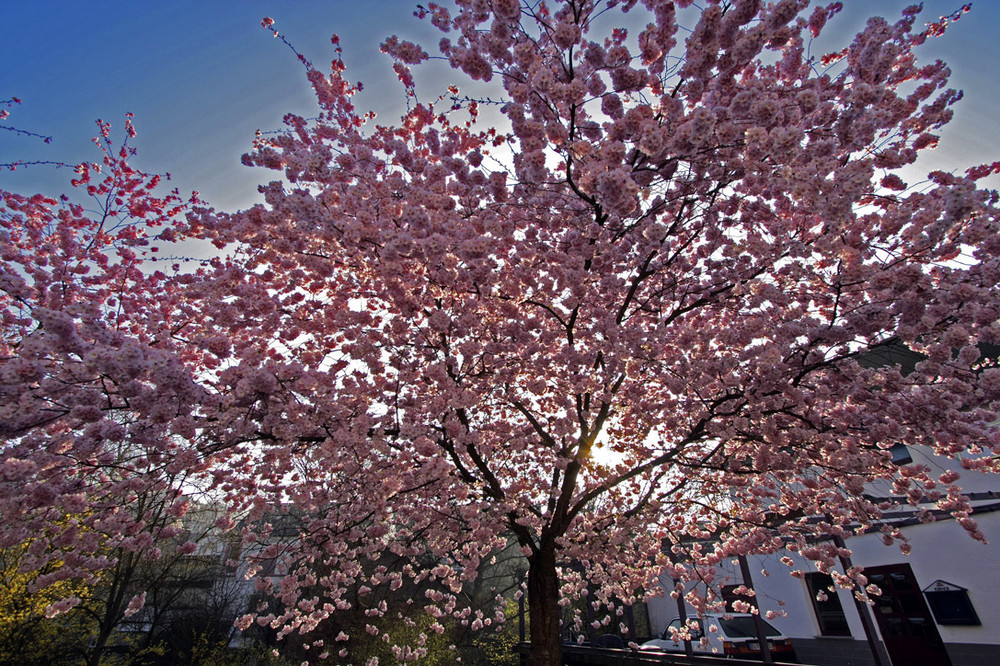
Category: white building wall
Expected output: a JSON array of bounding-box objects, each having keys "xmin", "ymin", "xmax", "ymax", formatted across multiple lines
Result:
[{"xmin": 646, "ymin": 510, "xmax": 1000, "ymax": 665}]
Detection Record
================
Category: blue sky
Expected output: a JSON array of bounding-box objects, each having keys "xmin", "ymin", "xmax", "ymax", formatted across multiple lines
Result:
[{"xmin": 2, "ymin": 1, "xmax": 998, "ymax": 211}]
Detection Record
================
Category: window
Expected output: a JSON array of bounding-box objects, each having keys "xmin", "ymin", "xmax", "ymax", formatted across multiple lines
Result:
[
  {"xmin": 923, "ymin": 580, "xmax": 981, "ymax": 626},
  {"xmin": 889, "ymin": 443, "xmax": 912, "ymax": 465},
  {"xmin": 663, "ymin": 618, "xmax": 701, "ymax": 640},
  {"xmin": 805, "ymin": 572, "xmax": 851, "ymax": 636},
  {"xmin": 717, "ymin": 616, "xmax": 783, "ymax": 638}
]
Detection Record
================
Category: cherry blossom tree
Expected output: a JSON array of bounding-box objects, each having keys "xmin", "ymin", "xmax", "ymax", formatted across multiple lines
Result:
[
  {"xmin": 0, "ymin": 116, "xmax": 219, "ymax": 660},
  {"xmin": 5, "ymin": 2, "xmax": 1000, "ymax": 665}
]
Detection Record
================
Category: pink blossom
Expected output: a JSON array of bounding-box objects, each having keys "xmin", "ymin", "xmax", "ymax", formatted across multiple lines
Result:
[
  {"xmin": 123, "ymin": 592, "xmax": 146, "ymax": 618},
  {"xmin": 492, "ymin": 0, "xmax": 520, "ymax": 21},
  {"xmin": 176, "ymin": 540, "xmax": 198, "ymax": 555}
]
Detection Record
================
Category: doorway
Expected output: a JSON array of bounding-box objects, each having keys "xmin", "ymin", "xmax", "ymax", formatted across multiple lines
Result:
[{"xmin": 866, "ymin": 564, "xmax": 952, "ymax": 666}]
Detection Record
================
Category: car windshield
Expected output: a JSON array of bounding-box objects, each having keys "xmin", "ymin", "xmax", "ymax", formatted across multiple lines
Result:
[{"xmin": 717, "ymin": 617, "xmax": 782, "ymax": 638}]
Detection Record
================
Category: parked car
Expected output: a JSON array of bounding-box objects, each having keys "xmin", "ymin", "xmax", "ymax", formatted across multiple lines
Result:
[{"xmin": 641, "ymin": 613, "xmax": 797, "ymax": 662}]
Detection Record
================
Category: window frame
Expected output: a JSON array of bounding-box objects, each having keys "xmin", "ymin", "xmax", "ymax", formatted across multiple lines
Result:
[{"xmin": 805, "ymin": 572, "xmax": 852, "ymax": 637}]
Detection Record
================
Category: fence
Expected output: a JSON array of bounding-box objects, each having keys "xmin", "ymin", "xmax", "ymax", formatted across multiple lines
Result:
[{"xmin": 515, "ymin": 643, "xmax": 805, "ymax": 666}]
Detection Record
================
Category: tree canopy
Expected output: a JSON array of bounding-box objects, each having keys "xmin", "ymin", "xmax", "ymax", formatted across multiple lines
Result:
[{"xmin": 3, "ymin": 2, "xmax": 1000, "ymax": 664}]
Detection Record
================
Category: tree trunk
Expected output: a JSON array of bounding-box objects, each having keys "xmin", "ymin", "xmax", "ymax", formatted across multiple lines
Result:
[
  {"xmin": 527, "ymin": 546, "xmax": 562, "ymax": 666},
  {"xmin": 85, "ymin": 628, "xmax": 111, "ymax": 666}
]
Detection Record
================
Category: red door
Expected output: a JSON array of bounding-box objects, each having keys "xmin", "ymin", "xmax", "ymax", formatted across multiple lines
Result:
[{"xmin": 866, "ymin": 564, "xmax": 952, "ymax": 666}]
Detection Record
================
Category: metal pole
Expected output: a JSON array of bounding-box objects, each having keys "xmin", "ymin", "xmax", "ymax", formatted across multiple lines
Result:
[
  {"xmin": 519, "ymin": 594, "xmax": 527, "ymax": 666},
  {"xmin": 672, "ymin": 576, "xmax": 694, "ymax": 658},
  {"xmin": 738, "ymin": 554, "xmax": 773, "ymax": 664},
  {"xmin": 832, "ymin": 533, "xmax": 889, "ymax": 666}
]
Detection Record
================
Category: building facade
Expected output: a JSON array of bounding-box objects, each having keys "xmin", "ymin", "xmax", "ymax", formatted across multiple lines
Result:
[{"xmin": 646, "ymin": 444, "xmax": 1000, "ymax": 666}]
